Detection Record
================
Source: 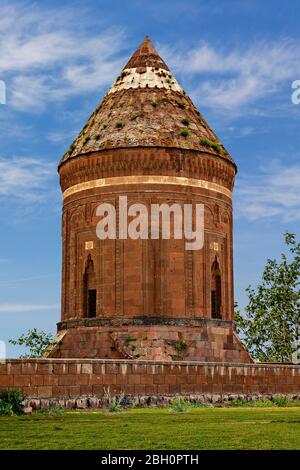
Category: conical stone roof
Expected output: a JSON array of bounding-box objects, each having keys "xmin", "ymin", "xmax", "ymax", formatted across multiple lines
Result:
[{"xmin": 60, "ymin": 36, "xmax": 234, "ymax": 166}]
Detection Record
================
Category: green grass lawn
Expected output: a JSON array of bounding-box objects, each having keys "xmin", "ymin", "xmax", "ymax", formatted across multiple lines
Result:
[{"xmin": 0, "ymin": 407, "xmax": 300, "ymax": 450}]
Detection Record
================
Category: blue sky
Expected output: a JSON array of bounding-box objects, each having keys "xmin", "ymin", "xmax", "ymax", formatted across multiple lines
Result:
[{"xmin": 1, "ymin": 0, "xmax": 300, "ymax": 357}]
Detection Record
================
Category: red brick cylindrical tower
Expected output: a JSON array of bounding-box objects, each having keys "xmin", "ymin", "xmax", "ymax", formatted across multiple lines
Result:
[{"xmin": 51, "ymin": 37, "xmax": 252, "ymax": 362}]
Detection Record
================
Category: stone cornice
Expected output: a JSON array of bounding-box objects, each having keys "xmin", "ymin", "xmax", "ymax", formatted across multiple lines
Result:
[
  {"xmin": 57, "ymin": 316, "xmax": 234, "ymax": 330},
  {"xmin": 59, "ymin": 147, "xmax": 236, "ymax": 194}
]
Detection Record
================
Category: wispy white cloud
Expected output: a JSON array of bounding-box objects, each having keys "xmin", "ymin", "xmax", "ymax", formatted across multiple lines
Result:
[
  {"xmin": 0, "ymin": 303, "xmax": 59, "ymax": 313},
  {"xmin": 2, "ymin": 1, "xmax": 299, "ymax": 116},
  {"xmin": 235, "ymin": 162, "xmax": 300, "ymax": 221},
  {"xmin": 0, "ymin": 156, "xmax": 55, "ymax": 201},
  {"xmin": 164, "ymin": 39, "xmax": 300, "ymax": 113},
  {"xmin": 0, "ymin": 2, "xmax": 126, "ymax": 110}
]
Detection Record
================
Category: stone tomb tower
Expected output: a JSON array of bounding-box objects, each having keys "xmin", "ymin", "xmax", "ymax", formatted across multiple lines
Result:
[{"xmin": 51, "ymin": 37, "xmax": 252, "ymax": 362}]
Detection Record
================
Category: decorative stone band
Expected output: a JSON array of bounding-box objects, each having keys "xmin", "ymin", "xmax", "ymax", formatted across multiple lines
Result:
[
  {"xmin": 62, "ymin": 175, "xmax": 232, "ymax": 200},
  {"xmin": 107, "ymin": 67, "xmax": 183, "ymax": 95},
  {"xmin": 58, "ymin": 316, "xmax": 234, "ymax": 331}
]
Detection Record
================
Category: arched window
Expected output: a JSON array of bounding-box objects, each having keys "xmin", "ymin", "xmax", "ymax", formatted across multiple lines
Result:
[
  {"xmin": 211, "ymin": 258, "xmax": 222, "ymax": 319},
  {"xmin": 83, "ymin": 255, "xmax": 96, "ymax": 318}
]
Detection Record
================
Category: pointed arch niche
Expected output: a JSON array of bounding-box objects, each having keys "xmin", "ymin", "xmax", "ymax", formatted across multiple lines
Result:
[
  {"xmin": 83, "ymin": 254, "xmax": 97, "ymax": 318},
  {"xmin": 211, "ymin": 257, "xmax": 222, "ymax": 319}
]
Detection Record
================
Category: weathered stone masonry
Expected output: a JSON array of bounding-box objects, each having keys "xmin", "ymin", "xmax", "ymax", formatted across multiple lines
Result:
[
  {"xmin": 1, "ymin": 359, "xmax": 300, "ymax": 408},
  {"xmin": 51, "ymin": 36, "xmax": 251, "ymax": 363}
]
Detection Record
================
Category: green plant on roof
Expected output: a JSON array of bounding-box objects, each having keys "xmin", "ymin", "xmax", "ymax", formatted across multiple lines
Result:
[
  {"xmin": 175, "ymin": 340, "xmax": 188, "ymax": 354},
  {"xmin": 181, "ymin": 117, "xmax": 190, "ymax": 126},
  {"xmin": 95, "ymin": 134, "xmax": 100, "ymax": 141},
  {"xmin": 83, "ymin": 136, "xmax": 90, "ymax": 145},
  {"xmin": 115, "ymin": 121, "xmax": 124, "ymax": 129},
  {"xmin": 200, "ymin": 138, "xmax": 222, "ymax": 153},
  {"xmin": 162, "ymin": 96, "xmax": 169, "ymax": 103},
  {"xmin": 180, "ymin": 129, "xmax": 189, "ymax": 137},
  {"xmin": 151, "ymin": 100, "xmax": 158, "ymax": 107},
  {"xmin": 126, "ymin": 336, "xmax": 136, "ymax": 343},
  {"xmin": 177, "ymin": 101, "xmax": 186, "ymax": 109}
]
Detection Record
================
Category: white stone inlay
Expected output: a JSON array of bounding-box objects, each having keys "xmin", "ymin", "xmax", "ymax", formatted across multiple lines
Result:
[
  {"xmin": 85, "ymin": 241, "xmax": 94, "ymax": 250},
  {"xmin": 63, "ymin": 176, "xmax": 232, "ymax": 200},
  {"xmin": 107, "ymin": 67, "xmax": 183, "ymax": 95},
  {"xmin": 210, "ymin": 242, "xmax": 219, "ymax": 251}
]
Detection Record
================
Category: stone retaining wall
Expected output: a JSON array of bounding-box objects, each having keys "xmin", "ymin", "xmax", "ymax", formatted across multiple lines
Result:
[{"xmin": 0, "ymin": 359, "xmax": 299, "ymax": 408}]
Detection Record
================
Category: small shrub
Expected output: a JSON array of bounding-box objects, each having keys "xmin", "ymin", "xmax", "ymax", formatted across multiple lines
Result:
[
  {"xmin": 0, "ymin": 389, "xmax": 24, "ymax": 415},
  {"xmin": 151, "ymin": 100, "xmax": 157, "ymax": 107},
  {"xmin": 251, "ymin": 399, "xmax": 274, "ymax": 408},
  {"xmin": 227, "ymin": 398, "xmax": 247, "ymax": 407},
  {"xmin": 210, "ymin": 142, "xmax": 221, "ymax": 152},
  {"xmin": 181, "ymin": 117, "xmax": 190, "ymax": 126},
  {"xmin": 271, "ymin": 396, "xmax": 290, "ymax": 407},
  {"xmin": 177, "ymin": 101, "xmax": 186, "ymax": 109},
  {"xmin": 95, "ymin": 134, "xmax": 100, "ymax": 141},
  {"xmin": 170, "ymin": 397, "xmax": 190, "ymax": 413},
  {"xmin": 0, "ymin": 401, "xmax": 14, "ymax": 416},
  {"xmin": 115, "ymin": 121, "xmax": 124, "ymax": 129},
  {"xmin": 200, "ymin": 138, "xmax": 221, "ymax": 153},
  {"xmin": 126, "ymin": 336, "xmax": 136, "ymax": 343},
  {"xmin": 162, "ymin": 96, "xmax": 169, "ymax": 103},
  {"xmin": 175, "ymin": 340, "xmax": 188, "ymax": 354},
  {"xmin": 180, "ymin": 129, "xmax": 189, "ymax": 137},
  {"xmin": 104, "ymin": 387, "xmax": 125, "ymax": 412}
]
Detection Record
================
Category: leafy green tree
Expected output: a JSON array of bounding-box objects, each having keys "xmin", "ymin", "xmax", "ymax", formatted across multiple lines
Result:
[
  {"xmin": 235, "ymin": 232, "xmax": 300, "ymax": 362},
  {"xmin": 9, "ymin": 328, "xmax": 54, "ymax": 358}
]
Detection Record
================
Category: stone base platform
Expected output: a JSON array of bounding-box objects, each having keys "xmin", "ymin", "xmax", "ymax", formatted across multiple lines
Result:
[{"xmin": 50, "ymin": 318, "xmax": 253, "ymax": 363}]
